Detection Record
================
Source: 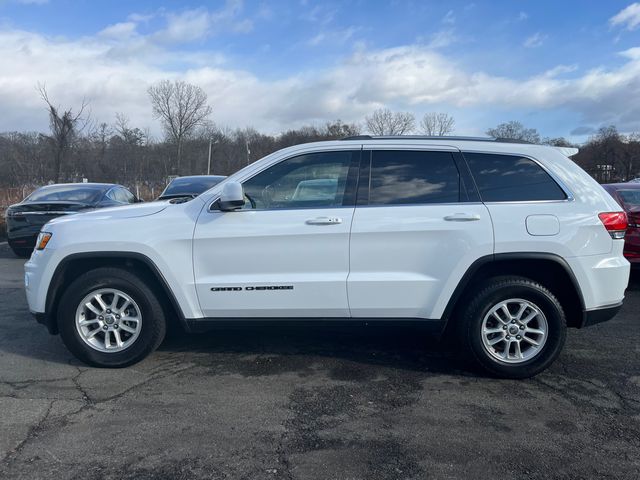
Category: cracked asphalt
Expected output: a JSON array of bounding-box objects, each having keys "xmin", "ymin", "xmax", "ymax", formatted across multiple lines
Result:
[{"xmin": 0, "ymin": 244, "xmax": 639, "ymax": 479}]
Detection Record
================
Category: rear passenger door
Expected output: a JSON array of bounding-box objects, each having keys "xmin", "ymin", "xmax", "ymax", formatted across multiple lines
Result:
[
  {"xmin": 347, "ymin": 147, "xmax": 493, "ymax": 320},
  {"xmin": 462, "ymin": 152, "xmax": 574, "ymax": 256}
]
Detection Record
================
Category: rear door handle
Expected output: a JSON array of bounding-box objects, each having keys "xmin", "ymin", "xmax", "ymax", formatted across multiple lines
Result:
[
  {"xmin": 444, "ymin": 213, "xmax": 481, "ymax": 222},
  {"xmin": 306, "ymin": 217, "xmax": 343, "ymax": 225}
]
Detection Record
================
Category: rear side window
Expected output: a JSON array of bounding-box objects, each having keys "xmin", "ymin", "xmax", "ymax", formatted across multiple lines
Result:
[
  {"xmin": 368, "ymin": 150, "xmax": 461, "ymax": 205},
  {"xmin": 464, "ymin": 153, "xmax": 566, "ymax": 202}
]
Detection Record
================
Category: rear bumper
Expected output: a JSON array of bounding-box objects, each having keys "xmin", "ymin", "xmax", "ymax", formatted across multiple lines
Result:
[
  {"xmin": 566, "ymin": 245, "xmax": 630, "ymax": 310},
  {"xmin": 581, "ymin": 302, "xmax": 623, "ymax": 328}
]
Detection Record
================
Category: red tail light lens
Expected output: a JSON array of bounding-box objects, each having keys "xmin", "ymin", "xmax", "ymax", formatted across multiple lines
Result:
[{"xmin": 598, "ymin": 212, "xmax": 628, "ymax": 239}]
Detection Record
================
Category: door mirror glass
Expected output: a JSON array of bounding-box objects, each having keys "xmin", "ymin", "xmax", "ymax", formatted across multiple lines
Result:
[{"xmin": 218, "ymin": 181, "xmax": 245, "ymax": 211}]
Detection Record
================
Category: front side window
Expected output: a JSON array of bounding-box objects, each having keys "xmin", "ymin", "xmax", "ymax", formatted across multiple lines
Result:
[
  {"xmin": 464, "ymin": 152, "xmax": 567, "ymax": 202},
  {"xmin": 368, "ymin": 150, "xmax": 461, "ymax": 205},
  {"xmin": 241, "ymin": 151, "xmax": 356, "ymax": 210}
]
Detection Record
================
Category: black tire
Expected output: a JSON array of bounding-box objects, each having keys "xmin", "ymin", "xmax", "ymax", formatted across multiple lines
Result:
[
  {"xmin": 57, "ymin": 267, "xmax": 166, "ymax": 367},
  {"xmin": 458, "ymin": 276, "xmax": 566, "ymax": 379},
  {"xmin": 9, "ymin": 244, "xmax": 32, "ymax": 258}
]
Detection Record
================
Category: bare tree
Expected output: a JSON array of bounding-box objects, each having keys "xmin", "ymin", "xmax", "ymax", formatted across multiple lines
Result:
[
  {"xmin": 324, "ymin": 119, "xmax": 361, "ymax": 138},
  {"xmin": 147, "ymin": 80, "xmax": 212, "ymax": 175},
  {"xmin": 486, "ymin": 120, "xmax": 540, "ymax": 143},
  {"xmin": 420, "ymin": 112, "xmax": 455, "ymax": 136},
  {"xmin": 365, "ymin": 108, "xmax": 415, "ymax": 135},
  {"xmin": 542, "ymin": 137, "xmax": 574, "ymax": 147},
  {"xmin": 38, "ymin": 85, "xmax": 88, "ymax": 182}
]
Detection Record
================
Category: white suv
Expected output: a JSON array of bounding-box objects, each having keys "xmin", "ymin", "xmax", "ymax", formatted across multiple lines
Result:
[{"xmin": 24, "ymin": 136, "xmax": 630, "ymax": 378}]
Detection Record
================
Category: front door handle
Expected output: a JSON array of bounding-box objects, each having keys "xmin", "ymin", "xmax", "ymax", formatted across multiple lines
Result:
[
  {"xmin": 306, "ymin": 217, "xmax": 343, "ymax": 225},
  {"xmin": 444, "ymin": 213, "xmax": 481, "ymax": 222}
]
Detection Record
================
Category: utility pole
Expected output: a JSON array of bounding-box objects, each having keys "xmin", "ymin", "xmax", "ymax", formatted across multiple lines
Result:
[
  {"xmin": 246, "ymin": 140, "xmax": 251, "ymax": 166},
  {"xmin": 207, "ymin": 138, "xmax": 218, "ymax": 175},
  {"xmin": 207, "ymin": 138, "xmax": 213, "ymax": 175}
]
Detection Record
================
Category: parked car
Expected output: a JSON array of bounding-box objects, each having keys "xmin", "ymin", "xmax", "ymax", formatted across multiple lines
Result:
[
  {"xmin": 602, "ymin": 182, "xmax": 640, "ymax": 263},
  {"xmin": 24, "ymin": 137, "xmax": 630, "ymax": 378},
  {"xmin": 157, "ymin": 175, "xmax": 226, "ymax": 201},
  {"xmin": 6, "ymin": 183, "xmax": 139, "ymax": 258}
]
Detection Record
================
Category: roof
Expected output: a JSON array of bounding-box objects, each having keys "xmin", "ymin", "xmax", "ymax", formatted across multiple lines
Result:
[
  {"xmin": 338, "ymin": 135, "xmax": 579, "ymax": 157},
  {"xmin": 603, "ymin": 182, "xmax": 640, "ymax": 189},
  {"xmin": 341, "ymin": 135, "xmax": 532, "ymax": 144},
  {"xmin": 37, "ymin": 183, "xmax": 120, "ymax": 190},
  {"xmin": 170, "ymin": 175, "xmax": 226, "ymax": 181}
]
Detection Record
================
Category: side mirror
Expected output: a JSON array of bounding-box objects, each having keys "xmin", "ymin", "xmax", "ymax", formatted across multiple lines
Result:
[{"xmin": 218, "ymin": 181, "xmax": 245, "ymax": 211}]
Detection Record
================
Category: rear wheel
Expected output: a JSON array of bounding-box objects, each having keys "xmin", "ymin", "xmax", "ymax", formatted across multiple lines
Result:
[
  {"xmin": 458, "ymin": 276, "xmax": 566, "ymax": 379},
  {"xmin": 57, "ymin": 267, "xmax": 166, "ymax": 367}
]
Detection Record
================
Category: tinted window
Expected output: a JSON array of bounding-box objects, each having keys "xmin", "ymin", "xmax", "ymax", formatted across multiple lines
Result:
[
  {"xmin": 368, "ymin": 150, "xmax": 461, "ymax": 205},
  {"xmin": 241, "ymin": 151, "xmax": 355, "ymax": 210},
  {"xmin": 119, "ymin": 188, "xmax": 136, "ymax": 203},
  {"xmin": 464, "ymin": 153, "xmax": 566, "ymax": 202},
  {"xmin": 163, "ymin": 176, "xmax": 225, "ymax": 196},
  {"xmin": 26, "ymin": 186, "xmax": 103, "ymax": 203},
  {"xmin": 106, "ymin": 188, "xmax": 132, "ymax": 204},
  {"xmin": 616, "ymin": 189, "xmax": 640, "ymax": 208}
]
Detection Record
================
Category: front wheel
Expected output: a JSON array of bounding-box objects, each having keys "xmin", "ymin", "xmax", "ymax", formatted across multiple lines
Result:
[
  {"xmin": 458, "ymin": 276, "xmax": 566, "ymax": 379},
  {"xmin": 57, "ymin": 267, "xmax": 166, "ymax": 367}
]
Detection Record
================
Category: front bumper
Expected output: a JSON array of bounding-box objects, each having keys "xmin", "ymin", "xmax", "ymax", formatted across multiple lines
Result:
[{"xmin": 581, "ymin": 302, "xmax": 623, "ymax": 328}]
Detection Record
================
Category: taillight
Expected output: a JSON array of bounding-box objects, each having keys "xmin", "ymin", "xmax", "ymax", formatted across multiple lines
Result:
[{"xmin": 598, "ymin": 212, "xmax": 628, "ymax": 239}]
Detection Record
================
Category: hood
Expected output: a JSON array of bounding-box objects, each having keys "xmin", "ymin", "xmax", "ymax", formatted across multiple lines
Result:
[{"xmin": 47, "ymin": 202, "xmax": 167, "ymax": 225}]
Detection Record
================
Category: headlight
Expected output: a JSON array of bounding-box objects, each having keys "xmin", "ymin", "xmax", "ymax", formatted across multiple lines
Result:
[{"xmin": 35, "ymin": 232, "xmax": 52, "ymax": 250}]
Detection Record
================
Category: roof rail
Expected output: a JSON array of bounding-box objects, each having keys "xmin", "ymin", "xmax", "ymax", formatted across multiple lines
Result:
[{"xmin": 340, "ymin": 135, "xmax": 534, "ymax": 144}]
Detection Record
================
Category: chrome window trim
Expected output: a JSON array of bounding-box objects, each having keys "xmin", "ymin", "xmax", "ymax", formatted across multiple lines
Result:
[
  {"xmin": 354, "ymin": 202, "xmax": 485, "ymax": 209},
  {"xmin": 460, "ymin": 150, "xmax": 575, "ymax": 203}
]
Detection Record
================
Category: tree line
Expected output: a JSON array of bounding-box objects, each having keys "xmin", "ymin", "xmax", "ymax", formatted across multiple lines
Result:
[{"xmin": 1, "ymin": 80, "xmax": 639, "ymax": 193}]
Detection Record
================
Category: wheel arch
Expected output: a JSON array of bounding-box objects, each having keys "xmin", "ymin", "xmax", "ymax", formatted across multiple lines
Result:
[
  {"xmin": 442, "ymin": 253, "xmax": 585, "ymax": 331},
  {"xmin": 45, "ymin": 252, "xmax": 188, "ymax": 335}
]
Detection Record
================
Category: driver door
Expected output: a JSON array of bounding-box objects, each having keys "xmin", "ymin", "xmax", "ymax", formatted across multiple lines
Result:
[{"xmin": 193, "ymin": 149, "xmax": 360, "ymax": 318}]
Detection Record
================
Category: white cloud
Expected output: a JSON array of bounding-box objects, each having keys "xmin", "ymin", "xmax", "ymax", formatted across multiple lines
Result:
[
  {"xmin": 307, "ymin": 26, "xmax": 359, "ymax": 47},
  {"xmin": 99, "ymin": 22, "xmax": 137, "ymax": 39},
  {"xmin": 425, "ymin": 29, "xmax": 458, "ymax": 49},
  {"xmin": 523, "ymin": 32, "xmax": 547, "ymax": 48},
  {"xmin": 518, "ymin": 11, "xmax": 529, "ymax": 21},
  {"xmin": 442, "ymin": 10, "xmax": 455, "ymax": 25},
  {"xmin": 1, "ymin": 24, "xmax": 640, "ymax": 136},
  {"xmin": 610, "ymin": 3, "xmax": 640, "ymax": 30},
  {"xmin": 143, "ymin": 1, "xmax": 253, "ymax": 44},
  {"xmin": 301, "ymin": 5, "xmax": 336, "ymax": 25},
  {"xmin": 159, "ymin": 9, "xmax": 211, "ymax": 43}
]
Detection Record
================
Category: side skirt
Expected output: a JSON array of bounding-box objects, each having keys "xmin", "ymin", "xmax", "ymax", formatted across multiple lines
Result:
[{"xmin": 184, "ymin": 317, "xmax": 446, "ymax": 335}]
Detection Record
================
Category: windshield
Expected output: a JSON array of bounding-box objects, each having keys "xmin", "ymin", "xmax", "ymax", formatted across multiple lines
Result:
[
  {"xmin": 25, "ymin": 185, "xmax": 104, "ymax": 203},
  {"xmin": 162, "ymin": 177, "xmax": 225, "ymax": 196},
  {"xmin": 617, "ymin": 190, "xmax": 640, "ymax": 208}
]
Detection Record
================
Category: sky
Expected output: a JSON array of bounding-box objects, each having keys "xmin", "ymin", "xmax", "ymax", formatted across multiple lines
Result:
[{"xmin": 0, "ymin": 0, "xmax": 639, "ymax": 143}]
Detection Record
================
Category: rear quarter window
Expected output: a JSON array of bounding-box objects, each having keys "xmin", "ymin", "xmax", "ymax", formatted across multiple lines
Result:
[{"xmin": 463, "ymin": 152, "xmax": 566, "ymax": 202}]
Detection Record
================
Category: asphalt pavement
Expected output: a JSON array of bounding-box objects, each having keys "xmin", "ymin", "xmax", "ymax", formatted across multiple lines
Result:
[{"xmin": 0, "ymin": 242, "xmax": 638, "ymax": 479}]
